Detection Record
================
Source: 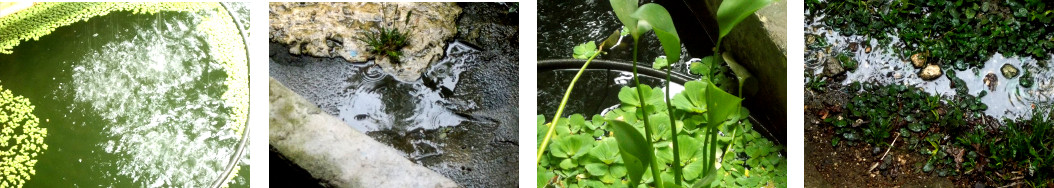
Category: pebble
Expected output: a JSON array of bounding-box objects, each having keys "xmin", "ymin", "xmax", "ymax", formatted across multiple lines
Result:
[
  {"xmin": 984, "ymin": 72, "xmax": 998, "ymax": 90},
  {"xmin": 911, "ymin": 52, "xmax": 928, "ymax": 68},
  {"xmin": 1001, "ymin": 64, "xmax": 1019, "ymax": 78},
  {"xmin": 919, "ymin": 64, "xmax": 943, "ymax": 80}
]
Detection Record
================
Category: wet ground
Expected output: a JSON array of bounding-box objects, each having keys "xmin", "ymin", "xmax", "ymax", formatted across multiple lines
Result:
[
  {"xmin": 0, "ymin": 4, "xmax": 250, "ymax": 187},
  {"xmin": 268, "ymin": 2, "xmax": 518, "ymax": 187},
  {"xmin": 804, "ymin": 4, "xmax": 1054, "ymax": 186},
  {"xmin": 803, "ymin": 86, "xmax": 959, "ymax": 187}
]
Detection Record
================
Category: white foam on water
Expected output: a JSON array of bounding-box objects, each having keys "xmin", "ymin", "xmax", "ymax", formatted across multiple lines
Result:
[{"xmin": 69, "ymin": 15, "xmax": 238, "ymax": 187}]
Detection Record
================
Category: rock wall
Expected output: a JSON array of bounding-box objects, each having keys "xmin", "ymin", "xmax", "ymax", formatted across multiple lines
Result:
[
  {"xmin": 269, "ymin": 2, "xmax": 460, "ymax": 81},
  {"xmin": 269, "ymin": 77, "xmax": 459, "ymax": 188}
]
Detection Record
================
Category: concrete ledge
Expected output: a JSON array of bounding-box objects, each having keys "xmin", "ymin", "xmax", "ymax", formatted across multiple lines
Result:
[{"xmin": 269, "ymin": 77, "xmax": 459, "ymax": 188}]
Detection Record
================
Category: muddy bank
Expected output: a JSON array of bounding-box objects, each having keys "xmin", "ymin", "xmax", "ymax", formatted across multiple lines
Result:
[{"xmin": 804, "ymin": 85, "xmax": 958, "ymax": 187}]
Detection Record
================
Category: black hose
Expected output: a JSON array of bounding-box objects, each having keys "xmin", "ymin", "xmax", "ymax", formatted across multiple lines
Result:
[
  {"xmin": 211, "ymin": 2, "xmax": 251, "ymax": 188},
  {"xmin": 538, "ymin": 59, "xmax": 696, "ymax": 84}
]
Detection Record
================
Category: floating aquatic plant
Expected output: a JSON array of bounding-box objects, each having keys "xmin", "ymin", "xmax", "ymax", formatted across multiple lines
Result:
[
  {"xmin": 0, "ymin": 84, "xmax": 47, "ymax": 188},
  {"xmin": 0, "ymin": 2, "xmax": 249, "ymax": 187},
  {"xmin": 538, "ymin": 0, "xmax": 780, "ymax": 187}
]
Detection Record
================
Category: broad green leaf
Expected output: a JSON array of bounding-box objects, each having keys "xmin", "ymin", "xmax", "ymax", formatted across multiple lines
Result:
[
  {"xmin": 589, "ymin": 115, "xmax": 605, "ymax": 130},
  {"xmin": 722, "ymin": 52, "xmax": 756, "ymax": 97},
  {"xmin": 609, "ymin": 0, "xmax": 640, "ymax": 39},
  {"xmin": 555, "ymin": 119, "xmax": 571, "ymax": 136},
  {"xmin": 691, "ymin": 167, "xmax": 721, "ymax": 188},
  {"xmin": 690, "ymin": 56, "xmax": 721, "ymax": 77},
  {"xmin": 672, "ymin": 81, "xmax": 708, "ymax": 113},
  {"xmin": 682, "ymin": 114, "xmax": 706, "ymax": 130},
  {"xmin": 618, "ymin": 85, "xmax": 660, "ymax": 108},
  {"xmin": 573, "ymin": 41, "xmax": 597, "ymax": 59},
  {"xmin": 716, "ymin": 0, "xmax": 778, "ymax": 40},
  {"xmin": 569, "ymin": 114, "xmax": 586, "ymax": 134},
  {"xmin": 589, "ymin": 137, "xmax": 621, "ymax": 164},
  {"xmin": 706, "ymin": 81, "xmax": 743, "ymax": 129},
  {"xmin": 606, "ymin": 118, "xmax": 655, "ymax": 186},
  {"xmin": 581, "ymin": 179, "xmax": 606, "ymax": 188},
  {"xmin": 601, "ymin": 173, "xmax": 618, "ymax": 184},
  {"xmin": 682, "ymin": 160, "xmax": 705, "ymax": 181},
  {"xmin": 618, "ymin": 86, "xmax": 642, "ymax": 107},
  {"xmin": 559, "ymin": 158, "xmax": 578, "ymax": 169},
  {"xmin": 633, "ymin": 3, "xmax": 681, "ymax": 63},
  {"xmin": 550, "ymin": 134, "xmax": 595, "ymax": 159},
  {"xmin": 649, "ymin": 113, "xmax": 671, "ymax": 140},
  {"xmin": 611, "ymin": 165, "xmax": 629, "ymax": 178},
  {"xmin": 655, "ymin": 141, "xmax": 674, "ymax": 165},
  {"xmin": 538, "ymin": 167, "xmax": 553, "ymax": 188},
  {"xmin": 585, "ymin": 163, "xmax": 610, "ymax": 176},
  {"xmin": 677, "ymin": 135, "xmax": 701, "ymax": 164},
  {"xmin": 652, "ymin": 56, "xmax": 669, "ymax": 70}
]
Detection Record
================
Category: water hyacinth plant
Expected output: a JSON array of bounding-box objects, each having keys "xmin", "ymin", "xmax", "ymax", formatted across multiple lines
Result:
[{"xmin": 538, "ymin": 0, "xmax": 781, "ymax": 187}]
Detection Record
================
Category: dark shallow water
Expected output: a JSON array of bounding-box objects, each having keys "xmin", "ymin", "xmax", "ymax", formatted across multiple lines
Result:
[
  {"xmin": 269, "ymin": 3, "xmax": 519, "ymax": 187},
  {"xmin": 0, "ymin": 4, "xmax": 250, "ymax": 187}
]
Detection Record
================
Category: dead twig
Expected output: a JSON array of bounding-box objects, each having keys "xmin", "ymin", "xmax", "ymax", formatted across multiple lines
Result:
[{"xmin": 869, "ymin": 132, "xmax": 901, "ymax": 172}]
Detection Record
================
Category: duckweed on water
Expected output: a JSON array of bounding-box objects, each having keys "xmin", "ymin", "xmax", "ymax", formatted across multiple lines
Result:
[
  {"xmin": 0, "ymin": 84, "xmax": 46, "ymax": 188},
  {"xmin": 807, "ymin": 0, "xmax": 1054, "ymax": 69},
  {"xmin": 0, "ymin": 2, "xmax": 249, "ymax": 187}
]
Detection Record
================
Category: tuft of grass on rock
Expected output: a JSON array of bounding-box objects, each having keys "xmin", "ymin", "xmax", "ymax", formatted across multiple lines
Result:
[{"xmin": 359, "ymin": 26, "xmax": 410, "ymax": 63}]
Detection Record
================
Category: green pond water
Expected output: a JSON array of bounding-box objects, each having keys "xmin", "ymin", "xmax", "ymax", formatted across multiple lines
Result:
[{"xmin": 0, "ymin": 5, "xmax": 249, "ymax": 188}]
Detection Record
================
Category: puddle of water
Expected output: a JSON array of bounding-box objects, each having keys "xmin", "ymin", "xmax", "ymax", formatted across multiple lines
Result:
[
  {"xmin": 806, "ymin": 15, "xmax": 1054, "ymax": 120},
  {"xmin": 270, "ymin": 41, "xmax": 481, "ymax": 161},
  {"xmin": 0, "ymin": 8, "xmax": 248, "ymax": 187},
  {"xmin": 271, "ymin": 42, "xmax": 478, "ymax": 133},
  {"xmin": 271, "ymin": 40, "xmax": 519, "ymax": 187}
]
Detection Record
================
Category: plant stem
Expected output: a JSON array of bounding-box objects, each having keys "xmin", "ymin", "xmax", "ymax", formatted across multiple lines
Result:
[
  {"xmin": 665, "ymin": 65, "xmax": 683, "ymax": 185},
  {"xmin": 632, "ymin": 39, "xmax": 665, "ymax": 188},
  {"xmin": 535, "ymin": 45, "xmax": 604, "ymax": 163}
]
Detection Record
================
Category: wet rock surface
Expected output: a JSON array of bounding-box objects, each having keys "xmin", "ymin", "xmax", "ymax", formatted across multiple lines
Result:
[
  {"xmin": 823, "ymin": 57, "xmax": 845, "ymax": 78},
  {"xmin": 269, "ymin": 3, "xmax": 518, "ymax": 187},
  {"xmin": 269, "ymin": 2, "xmax": 460, "ymax": 81},
  {"xmin": 269, "ymin": 78, "xmax": 458, "ymax": 188},
  {"xmin": 419, "ymin": 3, "xmax": 519, "ymax": 187}
]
